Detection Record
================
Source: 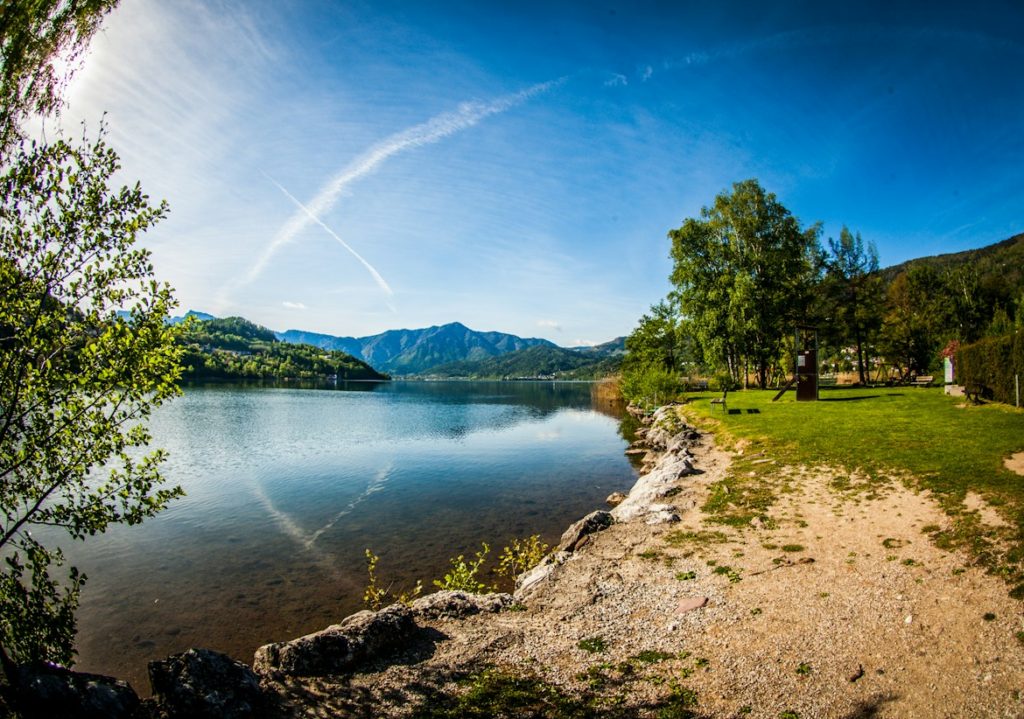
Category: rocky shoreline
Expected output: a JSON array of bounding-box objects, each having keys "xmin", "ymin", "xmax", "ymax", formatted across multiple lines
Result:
[{"xmin": 8, "ymin": 404, "xmax": 1024, "ymax": 717}]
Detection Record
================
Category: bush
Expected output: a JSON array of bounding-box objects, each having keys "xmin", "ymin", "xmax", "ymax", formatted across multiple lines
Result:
[
  {"xmin": 496, "ymin": 536, "xmax": 549, "ymax": 584},
  {"xmin": 621, "ymin": 366, "xmax": 684, "ymax": 407},
  {"xmin": 956, "ymin": 333, "xmax": 1023, "ymax": 405},
  {"xmin": 434, "ymin": 543, "xmax": 493, "ymax": 594}
]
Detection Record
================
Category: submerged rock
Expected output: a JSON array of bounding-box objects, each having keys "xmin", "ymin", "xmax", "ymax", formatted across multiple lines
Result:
[
  {"xmin": 606, "ymin": 491, "xmax": 628, "ymax": 507},
  {"xmin": 148, "ymin": 648, "xmax": 263, "ymax": 719},
  {"xmin": 253, "ymin": 604, "xmax": 415, "ymax": 677},
  {"xmin": 11, "ymin": 662, "xmax": 143, "ymax": 719}
]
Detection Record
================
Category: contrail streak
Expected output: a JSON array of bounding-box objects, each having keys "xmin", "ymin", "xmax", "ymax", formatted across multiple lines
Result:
[
  {"xmin": 244, "ymin": 78, "xmax": 563, "ymax": 286},
  {"xmin": 253, "ymin": 462, "xmax": 395, "ymax": 572},
  {"xmin": 263, "ymin": 171, "xmax": 394, "ymax": 296}
]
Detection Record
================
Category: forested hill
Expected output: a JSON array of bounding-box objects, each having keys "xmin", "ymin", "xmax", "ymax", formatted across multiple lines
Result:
[
  {"xmin": 179, "ymin": 317, "xmax": 387, "ymax": 381},
  {"xmin": 881, "ymin": 232, "xmax": 1024, "ymax": 295},
  {"xmin": 425, "ymin": 341, "xmax": 624, "ymax": 380}
]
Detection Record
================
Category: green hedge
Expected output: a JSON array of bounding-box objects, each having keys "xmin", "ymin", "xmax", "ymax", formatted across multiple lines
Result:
[{"xmin": 955, "ymin": 332, "xmax": 1024, "ymax": 404}]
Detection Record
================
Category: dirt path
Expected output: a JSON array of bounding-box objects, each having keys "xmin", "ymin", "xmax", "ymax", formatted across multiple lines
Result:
[{"xmin": 269, "ymin": 410, "xmax": 1024, "ymax": 718}]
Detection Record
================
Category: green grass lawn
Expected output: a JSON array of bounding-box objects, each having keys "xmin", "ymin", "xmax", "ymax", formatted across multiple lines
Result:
[{"xmin": 681, "ymin": 386, "xmax": 1024, "ymax": 593}]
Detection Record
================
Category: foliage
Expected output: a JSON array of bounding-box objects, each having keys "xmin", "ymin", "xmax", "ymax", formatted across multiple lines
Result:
[
  {"xmin": 956, "ymin": 333, "xmax": 1023, "ymax": 404},
  {"xmin": 0, "ymin": 0, "xmax": 119, "ymax": 153},
  {"xmin": 179, "ymin": 316, "xmax": 387, "ymax": 381},
  {"xmin": 624, "ymin": 301, "xmax": 686, "ymax": 373},
  {"xmin": 668, "ymin": 179, "xmax": 822, "ymax": 388},
  {"xmin": 0, "ymin": 135, "xmax": 183, "ymax": 664},
  {"xmin": 620, "ymin": 366, "xmax": 684, "ymax": 407},
  {"xmin": 880, "ymin": 232, "xmax": 1024, "ymax": 334},
  {"xmin": 577, "ymin": 636, "xmax": 608, "ymax": 653},
  {"xmin": 878, "ymin": 255, "xmax": 1012, "ymax": 378},
  {"xmin": 426, "ymin": 343, "xmax": 620, "ymax": 380},
  {"xmin": 819, "ymin": 227, "xmax": 883, "ymax": 384},
  {"xmin": 877, "ymin": 265, "xmax": 986, "ymax": 378},
  {"xmin": 0, "ymin": 545, "xmax": 82, "ymax": 667},
  {"xmin": 433, "ymin": 542, "xmax": 493, "ymax": 594},
  {"xmin": 362, "ymin": 549, "xmax": 422, "ymax": 610},
  {"xmin": 411, "ymin": 668, "xmax": 596, "ymax": 719},
  {"xmin": 496, "ymin": 535, "xmax": 549, "ymax": 582}
]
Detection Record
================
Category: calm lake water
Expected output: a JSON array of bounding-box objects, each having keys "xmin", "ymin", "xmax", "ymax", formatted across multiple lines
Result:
[{"xmin": 59, "ymin": 381, "xmax": 637, "ymax": 692}]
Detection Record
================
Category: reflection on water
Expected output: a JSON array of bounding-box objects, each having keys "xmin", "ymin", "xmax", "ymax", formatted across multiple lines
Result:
[{"xmin": 53, "ymin": 381, "xmax": 636, "ymax": 693}]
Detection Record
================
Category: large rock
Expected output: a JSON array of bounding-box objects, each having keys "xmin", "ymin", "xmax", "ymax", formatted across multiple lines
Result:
[
  {"xmin": 514, "ymin": 551, "xmax": 570, "ymax": 599},
  {"xmin": 11, "ymin": 661, "xmax": 143, "ymax": 719},
  {"xmin": 148, "ymin": 648, "xmax": 263, "ymax": 719},
  {"xmin": 411, "ymin": 590, "xmax": 512, "ymax": 619},
  {"xmin": 557, "ymin": 510, "xmax": 614, "ymax": 553},
  {"xmin": 253, "ymin": 604, "xmax": 415, "ymax": 677}
]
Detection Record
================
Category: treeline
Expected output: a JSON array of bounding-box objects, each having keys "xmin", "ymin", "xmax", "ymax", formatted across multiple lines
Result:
[
  {"xmin": 623, "ymin": 179, "xmax": 1023, "ymax": 401},
  {"xmin": 180, "ymin": 317, "xmax": 388, "ymax": 381},
  {"xmin": 426, "ymin": 344, "xmax": 621, "ymax": 380}
]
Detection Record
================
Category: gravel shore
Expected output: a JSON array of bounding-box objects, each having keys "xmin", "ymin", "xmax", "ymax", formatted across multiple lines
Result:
[{"xmin": 266, "ymin": 406, "xmax": 1024, "ymax": 718}]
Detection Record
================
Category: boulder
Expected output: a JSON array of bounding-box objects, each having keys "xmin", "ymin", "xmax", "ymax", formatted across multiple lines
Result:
[
  {"xmin": 411, "ymin": 590, "xmax": 512, "ymax": 619},
  {"xmin": 661, "ymin": 456, "xmax": 696, "ymax": 479},
  {"xmin": 11, "ymin": 661, "xmax": 143, "ymax": 719},
  {"xmin": 557, "ymin": 510, "xmax": 614, "ymax": 553},
  {"xmin": 514, "ymin": 551, "xmax": 570, "ymax": 599},
  {"xmin": 148, "ymin": 648, "xmax": 263, "ymax": 719},
  {"xmin": 605, "ymin": 491, "xmax": 628, "ymax": 507},
  {"xmin": 253, "ymin": 604, "xmax": 415, "ymax": 677}
]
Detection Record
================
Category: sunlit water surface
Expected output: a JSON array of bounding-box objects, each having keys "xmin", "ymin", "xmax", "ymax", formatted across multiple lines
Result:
[{"xmin": 54, "ymin": 381, "xmax": 637, "ymax": 692}]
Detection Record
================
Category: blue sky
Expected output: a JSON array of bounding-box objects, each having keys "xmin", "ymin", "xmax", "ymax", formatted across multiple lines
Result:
[{"xmin": 56, "ymin": 0, "xmax": 1024, "ymax": 345}]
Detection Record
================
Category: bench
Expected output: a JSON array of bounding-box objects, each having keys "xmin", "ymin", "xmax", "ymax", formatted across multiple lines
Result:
[
  {"xmin": 965, "ymin": 383, "xmax": 985, "ymax": 403},
  {"xmin": 710, "ymin": 388, "xmax": 727, "ymax": 411},
  {"xmin": 911, "ymin": 375, "xmax": 934, "ymax": 387},
  {"xmin": 819, "ymin": 376, "xmax": 837, "ymax": 387}
]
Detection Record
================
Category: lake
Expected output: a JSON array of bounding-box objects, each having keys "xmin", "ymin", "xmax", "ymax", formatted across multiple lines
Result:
[{"xmin": 59, "ymin": 381, "xmax": 638, "ymax": 692}]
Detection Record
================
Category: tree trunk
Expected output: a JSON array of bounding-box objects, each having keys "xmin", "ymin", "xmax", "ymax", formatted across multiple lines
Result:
[{"xmin": 855, "ymin": 326, "xmax": 866, "ymax": 385}]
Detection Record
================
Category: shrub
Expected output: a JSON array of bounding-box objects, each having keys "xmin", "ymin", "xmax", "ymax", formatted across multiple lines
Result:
[
  {"xmin": 496, "ymin": 535, "xmax": 549, "ymax": 583},
  {"xmin": 434, "ymin": 543, "xmax": 493, "ymax": 593},
  {"xmin": 363, "ymin": 549, "xmax": 423, "ymax": 610},
  {"xmin": 956, "ymin": 333, "xmax": 1023, "ymax": 405},
  {"xmin": 621, "ymin": 366, "xmax": 684, "ymax": 407}
]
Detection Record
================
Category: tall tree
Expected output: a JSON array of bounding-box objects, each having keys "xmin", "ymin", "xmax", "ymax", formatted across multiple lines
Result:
[
  {"xmin": 623, "ymin": 300, "xmax": 682, "ymax": 373},
  {"xmin": 0, "ymin": 0, "xmax": 119, "ymax": 153},
  {"xmin": 0, "ymin": 135, "xmax": 184, "ymax": 667},
  {"xmin": 0, "ymin": 0, "xmax": 185, "ymax": 672},
  {"xmin": 879, "ymin": 266, "xmax": 945, "ymax": 378},
  {"xmin": 822, "ymin": 227, "xmax": 883, "ymax": 384},
  {"xmin": 942, "ymin": 265, "xmax": 987, "ymax": 343},
  {"xmin": 669, "ymin": 179, "xmax": 821, "ymax": 388}
]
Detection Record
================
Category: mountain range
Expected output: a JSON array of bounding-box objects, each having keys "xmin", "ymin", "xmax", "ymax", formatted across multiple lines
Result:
[
  {"xmin": 169, "ymin": 314, "xmax": 620, "ymax": 377},
  {"xmin": 275, "ymin": 322, "xmax": 562, "ymax": 375}
]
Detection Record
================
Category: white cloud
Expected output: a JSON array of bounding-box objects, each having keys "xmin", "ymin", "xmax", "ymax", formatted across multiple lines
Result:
[
  {"xmin": 537, "ymin": 319, "xmax": 562, "ymax": 331},
  {"xmin": 282, "ymin": 301, "xmax": 306, "ymax": 310},
  {"xmin": 603, "ymin": 73, "xmax": 628, "ymax": 87},
  {"xmin": 640, "ymin": 65, "xmax": 653, "ymax": 81}
]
